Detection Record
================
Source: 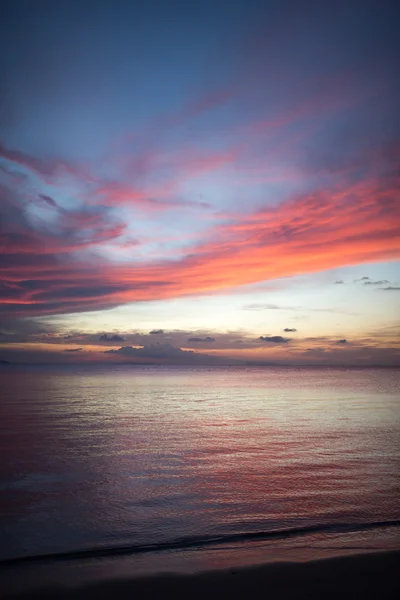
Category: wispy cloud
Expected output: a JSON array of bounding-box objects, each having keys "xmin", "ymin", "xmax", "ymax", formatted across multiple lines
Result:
[
  {"xmin": 2, "ymin": 158, "xmax": 398, "ymax": 316},
  {"xmin": 1, "ymin": 73, "xmax": 399, "ymax": 319},
  {"xmin": 242, "ymin": 303, "xmax": 298, "ymax": 311},
  {"xmin": 0, "ymin": 142, "xmax": 81, "ymax": 178}
]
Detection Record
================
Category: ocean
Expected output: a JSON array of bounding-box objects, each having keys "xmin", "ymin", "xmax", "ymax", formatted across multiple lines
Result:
[{"xmin": 0, "ymin": 365, "xmax": 399, "ymax": 589}]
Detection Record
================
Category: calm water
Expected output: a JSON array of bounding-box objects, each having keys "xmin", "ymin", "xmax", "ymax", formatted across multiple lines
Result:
[{"xmin": 0, "ymin": 365, "xmax": 399, "ymax": 575}]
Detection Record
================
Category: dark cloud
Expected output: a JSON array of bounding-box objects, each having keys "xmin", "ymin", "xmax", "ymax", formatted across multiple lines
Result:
[
  {"xmin": 187, "ymin": 336, "xmax": 215, "ymax": 343},
  {"xmin": 334, "ymin": 280, "xmax": 344, "ymax": 284},
  {"xmin": 381, "ymin": 287, "xmax": 400, "ymax": 291},
  {"xmin": 111, "ymin": 334, "xmax": 125, "ymax": 342},
  {"xmin": 363, "ymin": 280, "xmax": 389, "ymax": 285},
  {"xmin": 336, "ymin": 339, "xmax": 348, "ymax": 344},
  {"xmin": 99, "ymin": 333, "xmax": 125, "ymax": 342},
  {"xmin": 38, "ymin": 194, "xmax": 58, "ymax": 208},
  {"xmin": 105, "ymin": 344, "xmax": 190, "ymax": 358},
  {"xmin": 0, "ymin": 325, "xmax": 259, "ymax": 351},
  {"xmin": 63, "ymin": 347, "xmax": 82, "ymax": 352},
  {"xmin": 0, "ymin": 183, "xmax": 133, "ymax": 317},
  {"xmin": 355, "ymin": 276, "xmax": 370, "ymax": 282},
  {"xmin": 0, "ymin": 316, "xmax": 50, "ymax": 341},
  {"xmin": 259, "ymin": 335, "xmax": 289, "ymax": 344},
  {"xmin": 149, "ymin": 329, "xmax": 164, "ymax": 334},
  {"xmin": 283, "ymin": 328, "xmax": 297, "ymax": 332},
  {"xmin": 35, "ymin": 284, "xmax": 129, "ymax": 303},
  {"xmin": 104, "ymin": 343, "xmax": 225, "ymax": 365}
]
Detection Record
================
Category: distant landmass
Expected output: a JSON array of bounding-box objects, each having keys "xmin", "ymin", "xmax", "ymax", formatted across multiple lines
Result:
[{"xmin": 0, "ymin": 359, "xmax": 11, "ymax": 365}]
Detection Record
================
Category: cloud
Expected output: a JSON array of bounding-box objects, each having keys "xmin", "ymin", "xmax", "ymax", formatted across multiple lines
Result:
[
  {"xmin": 242, "ymin": 303, "xmax": 356, "ymax": 316},
  {"xmin": 0, "ymin": 184, "xmax": 128, "ymax": 259},
  {"xmin": 149, "ymin": 329, "xmax": 164, "ymax": 335},
  {"xmin": 63, "ymin": 347, "xmax": 82, "ymax": 352},
  {"xmin": 363, "ymin": 280, "xmax": 389, "ymax": 285},
  {"xmin": 355, "ymin": 276, "xmax": 370, "ymax": 282},
  {"xmin": 283, "ymin": 328, "xmax": 297, "ymax": 332},
  {"xmin": 99, "ymin": 333, "xmax": 125, "ymax": 342},
  {"xmin": 305, "ymin": 347, "xmax": 326, "ymax": 354},
  {"xmin": 94, "ymin": 149, "xmax": 234, "ymax": 211},
  {"xmin": 381, "ymin": 287, "xmax": 400, "ymax": 291},
  {"xmin": 259, "ymin": 335, "xmax": 289, "ymax": 344},
  {"xmin": 1, "ymin": 107, "xmax": 399, "ymax": 319},
  {"xmin": 336, "ymin": 339, "xmax": 348, "ymax": 344},
  {"xmin": 0, "ymin": 316, "xmax": 50, "ymax": 342},
  {"xmin": 187, "ymin": 336, "xmax": 216, "ymax": 343},
  {"xmin": 0, "ymin": 326, "xmax": 266, "ymax": 352},
  {"xmin": 38, "ymin": 194, "xmax": 58, "ymax": 208},
  {"xmin": 334, "ymin": 280, "xmax": 344, "ymax": 284},
  {"xmin": 242, "ymin": 303, "xmax": 297, "ymax": 311},
  {"xmin": 105, "ymin": 343, "xmax": 186, "ymax": 356},
  {"xmin": 103, "ymin": 343, "xmax": 223, "ymax": 365},
  {"xmin": 156, "ymin": 88, "xmax": 235, "ymax": 130},
  {"xmin": 2, "ymin": 321, "xmax": 399, "ymax": 366},
  {"xmin": 0, "ymin": 142, "xmax": 77, "ymax": 178}
]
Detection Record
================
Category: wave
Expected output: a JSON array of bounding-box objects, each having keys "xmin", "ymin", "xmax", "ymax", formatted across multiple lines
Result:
[{"xmin": 1, "ymin": 519, "xmax": 399, "ymax": 567}]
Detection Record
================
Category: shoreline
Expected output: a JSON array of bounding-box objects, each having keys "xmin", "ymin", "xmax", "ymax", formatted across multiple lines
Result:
[
  {"xmin": 2, "ymin": 519, "xmax": 399, "ymax": 568},
  {"xmin": 1, "ymin": 550, "xmax": 399, "ymax": 599}
]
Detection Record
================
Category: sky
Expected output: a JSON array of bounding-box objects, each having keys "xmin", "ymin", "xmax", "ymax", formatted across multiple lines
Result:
[{"xmin": 0, "ymin": 0, "xmax": 399, "ymax": 366}]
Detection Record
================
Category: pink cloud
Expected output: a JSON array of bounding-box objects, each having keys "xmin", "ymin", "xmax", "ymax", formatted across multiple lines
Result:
[{"xmin": 1, "ymin": 146, "xmax": 399, "ymax": 318}]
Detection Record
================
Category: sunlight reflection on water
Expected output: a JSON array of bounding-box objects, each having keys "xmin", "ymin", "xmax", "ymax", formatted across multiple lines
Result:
[{"xmin": 0, "ymin": 366, "xmax": 399, "ymax": 562}]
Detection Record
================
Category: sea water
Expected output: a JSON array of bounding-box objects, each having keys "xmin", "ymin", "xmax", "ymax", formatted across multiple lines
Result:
[{"xmin": 0, "ymin": 365, "xmax": 399, "ymax": 588}]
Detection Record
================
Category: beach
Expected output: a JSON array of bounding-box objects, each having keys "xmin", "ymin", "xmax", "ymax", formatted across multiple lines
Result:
[{"xmin": 1, "ymin": 551, "xmax": 399, "ymax": 599}]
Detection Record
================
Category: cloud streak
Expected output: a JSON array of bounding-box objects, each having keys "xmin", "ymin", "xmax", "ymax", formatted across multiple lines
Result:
[
  {"xmin": 1, "ymin": 148, "xmax": 399, "ymax": 318},
  {"xmin": 1, "ymin": 43, "xmax": 399, "ymax": 324}
]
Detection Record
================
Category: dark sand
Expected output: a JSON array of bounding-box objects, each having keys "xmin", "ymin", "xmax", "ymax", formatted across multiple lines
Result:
[{"xmin": 1, "ymin": 550, "xmax": 400, "ymax": 599}]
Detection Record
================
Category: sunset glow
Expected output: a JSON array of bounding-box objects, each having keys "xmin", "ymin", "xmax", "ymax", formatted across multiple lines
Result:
[{"xmin": 0, "ymin": 0, "xmax": 399, "ymax": 366}]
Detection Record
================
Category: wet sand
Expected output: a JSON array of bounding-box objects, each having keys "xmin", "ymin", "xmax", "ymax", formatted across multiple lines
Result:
[{"xmin": 2, "ymin": 550, "xmax": 399, "ymax": 599}]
